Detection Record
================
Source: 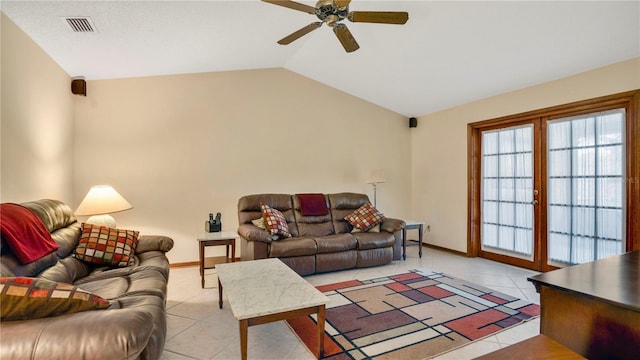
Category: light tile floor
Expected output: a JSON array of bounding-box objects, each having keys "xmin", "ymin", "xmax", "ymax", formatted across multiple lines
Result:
[{"xmin": 161, "ymin": 246, "xmax": 541, "ymax": 360}]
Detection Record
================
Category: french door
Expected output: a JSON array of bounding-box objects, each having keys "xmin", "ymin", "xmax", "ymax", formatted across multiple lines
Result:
[
  {"xmin": 469, "ymin": 91, "xmax": 639, "ymax": 271},
  {"xmin": 480, "ymin": 122, "xmax": 539, "ymax": 269}
]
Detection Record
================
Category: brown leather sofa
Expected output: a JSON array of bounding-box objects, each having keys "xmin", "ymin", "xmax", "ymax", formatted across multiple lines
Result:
[
  {"xmin": 238, "ymin": 193, "xmax": 405, "ymax": 275},
  {"xmin": 0, "ymin": 199, "xmax": 174, "ymax": 360}
]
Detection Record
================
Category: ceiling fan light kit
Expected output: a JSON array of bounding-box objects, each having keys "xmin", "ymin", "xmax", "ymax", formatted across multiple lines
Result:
[{"xmin": 263, "ymin": 0, "xmax": 408, "ymax": 53}]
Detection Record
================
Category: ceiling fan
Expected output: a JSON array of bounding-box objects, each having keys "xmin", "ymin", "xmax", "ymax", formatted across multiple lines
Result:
[{"xmin": 263, "ymin": 0, "xmax": 409, "ymax": 53}]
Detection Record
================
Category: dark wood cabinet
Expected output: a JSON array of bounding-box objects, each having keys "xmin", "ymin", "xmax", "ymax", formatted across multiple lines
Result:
[{"xmin": 528, "ymin": 251, "xmax": 640, "ymax": 360}]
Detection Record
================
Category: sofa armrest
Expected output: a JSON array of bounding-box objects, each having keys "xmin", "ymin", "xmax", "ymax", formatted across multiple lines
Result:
[
  {"xmin": 237, "ymin": 224, "xmax": 273, "ymax": 243},
  {"xmin": 136, "ymin": 235, "xmax": 174, "ymax": 253},
  {"xmin": 380, "ymin": 218, "xmax": 406, "ymax": 233}
]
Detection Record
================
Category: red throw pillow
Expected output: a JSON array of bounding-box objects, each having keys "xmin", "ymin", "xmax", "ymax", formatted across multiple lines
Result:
[
  {"xmin": 344, "ymin": 202, "xmax": 386, "ymax": 232},
  {"xmin": 0, "ymin": 203, "xmax": 59, "ymax": 264}
]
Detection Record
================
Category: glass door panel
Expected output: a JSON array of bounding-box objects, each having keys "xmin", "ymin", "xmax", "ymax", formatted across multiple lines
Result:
[
  {"xmin": 546, "ymin": 109, "xmax": 626, "ymax": 266},
  {"xmin": 481, "ymin": 125, "xmax": 534, "ymax": 260}
]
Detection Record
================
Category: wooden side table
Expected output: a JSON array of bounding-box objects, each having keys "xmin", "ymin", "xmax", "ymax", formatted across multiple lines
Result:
[
  {"xmin": 197, "ymin": 231, "xmax": 236, "ymax": 288},
  {"xmin": 402, "ymin": 220, "xmax": 425, "ymax": 260}
]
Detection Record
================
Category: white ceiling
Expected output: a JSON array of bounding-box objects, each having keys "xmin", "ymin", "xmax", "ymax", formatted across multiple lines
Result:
[{"xmin": 2, "ymin": 1, "xmax": 639, "ymax": 117}]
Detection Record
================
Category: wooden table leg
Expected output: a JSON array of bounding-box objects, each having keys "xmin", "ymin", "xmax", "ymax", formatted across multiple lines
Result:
[
  {"xmin": 199, "ymin": 242, "xmax": 205, "ymax": 288},
  {"xmin": 317, "ymin": 305, "xmax": 326, "ymax": 359},
  {"xmin": 231, "ymin": 240, "xmax": 236, "ymax": 262},
  {"xmin": 218, "ymin": 278, "xmax": 223, "ymax": 309},
  {"xmin": 418, "ymin": 224, "xmax": 423, "ymax": 258},
  {"xmin": 240, "ymin": 319, "xmax": 248, "ymax": 360}
]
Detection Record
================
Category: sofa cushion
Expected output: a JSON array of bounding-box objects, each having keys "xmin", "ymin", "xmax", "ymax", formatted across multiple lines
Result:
[
  {"xmin": 344, "ymin": 202, "xmax": 386, "ymax": 231},
  {"xmin": 73, "ymin": 223, "xmax": 139, "ymax": 267},
  {"xmin": 314, "ymin": 234, "xmax": 357, "ymax": 254},
  {"xmin": 0, "ymin": 277, "xmax": 110, "ymax": 321},
  {"xmin": 317, "ymin": 251, "xmax": 358, "ymax": 273},
  {"xmin": 328, "ymin": 193, "xmax": 370, "ymax": 234},
  {"xmin": 11, "ymin": 199, "xmax": 81, "ymax": 259},
  {"xmin": 50, "ymin": 222, "xmax": 83, "ymax": 258},
  {"xmin": 261, "ymin": 204, "xmax": 292, "ymax": 239},
  {"xmin": 353, "ymin": 232, "xmax": 395, "ymax": 250},
  {"xmin": 269, "ymin": 237, "xmax": 317, "ymax": 257},
  {"xmin": 292, "ymin": 194, "xmax": 334, "ymax": 237},
  {"xmin": 357, "ymin": 247, "xmax": 393, "ymax": 267},
  {"xmin": 75, "ymin": 268, "xmax": 168, "ymax": 301},
  {"xmin": 37, "ymin": 256, "xmax": 92, "ymax": 284}
]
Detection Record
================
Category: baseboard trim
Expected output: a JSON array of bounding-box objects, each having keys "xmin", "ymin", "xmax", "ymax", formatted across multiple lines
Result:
[
  {"xmin": 170, "ymin": 258, "xmax": 242, "ymax": 268},
  {"xmin": 170, "ymin": 261, "xmax": 198, "ymax": 268},
  {"xmin": 422, "ymin": 243, "xmax": 470, "ymax": 257}
]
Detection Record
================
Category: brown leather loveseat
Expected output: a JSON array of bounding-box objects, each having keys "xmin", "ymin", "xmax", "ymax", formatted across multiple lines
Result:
[
  {"xmin": 237, "ymin": 193, "xmax": 405, "ymax": 275},
  {"xmin": 0, "ymin": 199, "xmax": 174, "ymax": 360}
]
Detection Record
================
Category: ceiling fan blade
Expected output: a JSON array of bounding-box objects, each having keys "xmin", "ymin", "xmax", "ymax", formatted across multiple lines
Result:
[
  {"xmin": 277, "ymin": 22, "xmax": 322, "ymax": 45},
  {"xmin": 348, "ymin": 11, "xmax": 409, "ymax": 24},
  {"xmin": 262, "ymin": 0, "xmax": 317, "ymax": 15},
  {"xmin": 333, "ymin": 24, "xmax": 359, "ymax": 53},
  {"xmin": 334, "ymin": 0, "xmax": 351, "ymax": 9}
]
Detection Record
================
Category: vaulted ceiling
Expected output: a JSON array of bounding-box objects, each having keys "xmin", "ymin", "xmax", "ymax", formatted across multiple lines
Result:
[{"xmin": 2, "ymin": 1, "xmax": 639, "ymax": 116}]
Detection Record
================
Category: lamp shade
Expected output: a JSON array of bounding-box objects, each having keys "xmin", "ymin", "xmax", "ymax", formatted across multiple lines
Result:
[
  {"xmin": 75, "ymin": 185, "xmax": 133, "ymax": 216},
  {"xmin": 367, "ymin": 170, "xmax": 386, "ymax": 184}
]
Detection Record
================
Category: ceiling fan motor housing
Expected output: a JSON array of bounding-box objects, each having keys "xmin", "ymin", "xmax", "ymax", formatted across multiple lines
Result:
[{"xmin": 315, "ymin": 0, "xmax": 348, "ymax": 23}]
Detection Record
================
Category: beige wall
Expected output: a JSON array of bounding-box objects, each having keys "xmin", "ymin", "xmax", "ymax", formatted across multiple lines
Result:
[
  {"xmin": 74, "ymin": 69, "xmax": 412, "ymax": 263},
  {"xmin": 412, "ymin": 57, "xmax": 640, "ymax": 252},
  {"xmin": 1, "ymin": 13, "xmax": 75, "ymax": 203}
]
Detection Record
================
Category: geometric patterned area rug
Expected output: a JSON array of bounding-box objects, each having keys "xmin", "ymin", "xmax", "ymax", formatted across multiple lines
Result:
[{"xmin": 287, "ymin": 269, "xmax": 540, "ymax": 359}]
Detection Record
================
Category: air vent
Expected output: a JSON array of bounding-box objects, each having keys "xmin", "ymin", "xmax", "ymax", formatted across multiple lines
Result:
[{"xmin": 63, "ymin": 17, "xmax": 96, "ymax": 32}]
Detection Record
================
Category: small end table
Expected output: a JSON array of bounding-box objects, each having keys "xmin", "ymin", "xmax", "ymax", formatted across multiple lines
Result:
[
  {"xmin": 197, "ymin": 231, "xmax": 236, "ymax": 288},
  {"xmin": 402, "ymin": 220, "xmax": 425, "ymax": 260}
]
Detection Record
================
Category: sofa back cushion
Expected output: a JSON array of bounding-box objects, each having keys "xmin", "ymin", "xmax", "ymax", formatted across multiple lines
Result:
[
  {"xmin": 22, "ymin": 199, "xmax": 81, "ymax": 258},
  {"xmin": 328, "ymin": 193, "xmax": 371, "ymax": 234},
  {"xmin": 292, "ymin": 195, "xmax": 334, "ymax": 237},
  {"xmin": 237, "ymin": 194, "xmax": 299, "ymax": 237}
]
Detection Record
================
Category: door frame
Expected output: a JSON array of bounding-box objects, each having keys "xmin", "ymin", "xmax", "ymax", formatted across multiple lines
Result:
[{"xmin": 468, "ymin": 90, "xmax": 640, "ymax": 271}]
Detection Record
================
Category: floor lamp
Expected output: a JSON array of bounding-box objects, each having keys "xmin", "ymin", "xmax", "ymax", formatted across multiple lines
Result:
[{"xmin": 367, "ymin": 170, "xmax": 386, "ymax": 207}]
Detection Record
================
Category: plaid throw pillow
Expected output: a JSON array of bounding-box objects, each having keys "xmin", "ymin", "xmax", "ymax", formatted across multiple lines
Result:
[
  {"xmin": 0, "ymin": 277, "xmax": 110, "ymax": 321},
  {"xmin": 260, "ymin": 203, "xmax": 292, "ymax": 239},
  {"xmin": 344, "ymin": 202, "xmax": 386, "ymax": 232},
  {"xmin": 73, "ymin": 223, "xmax": 139, "ymax": 267}
]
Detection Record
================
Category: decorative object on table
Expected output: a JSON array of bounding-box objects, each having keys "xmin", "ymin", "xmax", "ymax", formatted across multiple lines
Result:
[
  {"xmin": 75, "ymin": 185, "xmax": 133, "ymax": 228},
  {"xmin": 205, "ymin": 212, "xmax": 222, "ymax": 233},
  {"xmin": 366, "ymin": 170, "xmax": 386, "ymax": 207},
  {"xmin": 287, "ymin": 269, "xmax": 540, "ymax": 359}
]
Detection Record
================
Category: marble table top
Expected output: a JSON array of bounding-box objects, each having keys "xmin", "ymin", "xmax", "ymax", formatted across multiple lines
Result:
[{"xmin": 215, "ymin": 258, "xmax": 329, "ymax": 320}]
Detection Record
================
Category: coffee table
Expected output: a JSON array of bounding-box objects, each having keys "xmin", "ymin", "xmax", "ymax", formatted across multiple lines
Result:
[{"xmin": 215, "ymin": 258, "xmax": 329, "ymax": 360}]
